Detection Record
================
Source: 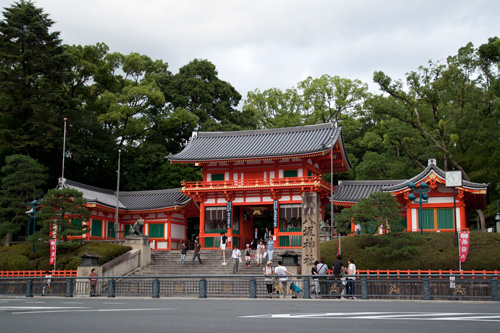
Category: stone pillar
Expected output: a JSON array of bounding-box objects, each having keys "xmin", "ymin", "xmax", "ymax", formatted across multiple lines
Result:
[
  {"xmin": 124, "ymin": 236, "xmax": 151, "ymax": 267},
  {"xmin": 301, "ymin": 192, "xmax": 321, "ymax": 275}
]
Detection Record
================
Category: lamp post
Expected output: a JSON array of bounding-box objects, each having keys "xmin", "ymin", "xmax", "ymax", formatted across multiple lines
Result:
[
  {"xmin": 27, "ymin": 200, "xmax": 39, "ymax": 252},
  {"xmin": 114, "ymin": 149, "xmax": 121, "ymax": 241},
  {"xmin": 408, "ymin": 182, "xmax": 429, "ymax": 235}
]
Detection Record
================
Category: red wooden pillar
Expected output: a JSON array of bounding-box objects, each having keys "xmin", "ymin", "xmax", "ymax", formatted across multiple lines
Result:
[
  {"xmin": 199, "ymin": 202, "xmax": 206, "ymax": 247},
  {"xmin": 167, "ymin": 213, "xmax": 172, "ymax": 250}
]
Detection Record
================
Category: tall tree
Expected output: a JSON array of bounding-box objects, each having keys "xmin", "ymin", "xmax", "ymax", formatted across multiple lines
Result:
[
  {"xmin": 0, "ymin": 1, "xmax": 68, "ymax": 178},
  {"xmin": 0, "ymin": 154, "xmax": 47, "ymax": 237}
]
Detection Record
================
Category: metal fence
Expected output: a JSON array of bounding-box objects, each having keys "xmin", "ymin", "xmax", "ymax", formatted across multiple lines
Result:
[{"xmin": 0, "ymin": 274, "xmax": 498, "ymax": 301}]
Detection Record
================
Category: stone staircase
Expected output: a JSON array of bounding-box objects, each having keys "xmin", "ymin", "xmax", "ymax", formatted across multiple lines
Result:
[{"xmin": 126, "ymin": 249, "xmax": 302, "ymax": 277}]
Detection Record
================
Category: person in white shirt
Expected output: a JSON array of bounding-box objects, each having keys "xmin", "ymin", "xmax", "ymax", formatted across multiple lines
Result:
[
  {"xmin": 42, "ymin": 271, "xmax": 51, "ymax": 296},
  {"xmin": 232, "ymin": 247, "xmax": 241, "ymax": 274},
  {"xmin": 274, "ymin": 260, "xmax": 294, "ymax": 298},
  {"xmin": 256, "ymin": 241, "xmax": 266, "ymax": 266},
  {"xmin": 346, "ymin": 257, "xmax": 357, "ymax": 299}
]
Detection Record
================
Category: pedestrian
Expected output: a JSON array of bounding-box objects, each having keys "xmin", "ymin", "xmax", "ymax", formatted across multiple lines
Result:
[
  {"xmin": 346, "ymin": 257, "xmax": 357, "ymax": 299},
  {"xmin": 181, "ymin": 242, "xmax": 187, "ymax": 265},
  {"xmin": 252, "ymin": 228, "xmax": 259, "ymax": 249},
  {"xmin": 332, "ymin": 254, "xmax": 346, "ymax": 299},
  {"xmin": 256, "ymin": 241, "xmax": 266, "ymax": 266},
  {"xmin": 232, "ymin": 247, "xmax": 241, "ymax": 273},
  {"xmin": 317, "ymin": 257, "xmax": 329, "ymax": 298},
  {"xmin": 42, "ymin": 270, "xmax": 51, "ymax": 296},
  {"xmin": 274, "ymin": 260, "xmax": 294, "ymax": 299},
  {"xmin": 245, "ymin": 244, "xmax": 252, "ymax": 268},
  {"xmin": 89, "ymin": 268, "xmax": 98, "ymax": 297},
  {"xmin": 311, "ymin": 260, "xmax": 320, "ymax": 298},
  {"xmin": 267, "ymin": 237, "xmax": 274, "ymax": 261},
  {"xmin": 191, "ymin": 239, "xmax": 203, "ymax": 265},
  {"xmin": 263, "ymin": 260, "xmax": 274, "ymax": 298},
  {"xmin": 220, "ymin": 232, "xmax": 227, "ymax": 257},
  {"xmin": 264, "ymin": 227, "xmax": 271, "ymax": 244}
]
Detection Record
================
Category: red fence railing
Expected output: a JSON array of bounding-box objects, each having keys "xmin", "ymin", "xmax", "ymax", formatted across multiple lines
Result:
[
  {"xmin": 327, "ymin": 269, "xmax": 500, "ymax": 279},
  {"xmin": 0, "ymin": 270, "xmax": 77, "ymax": 277}
]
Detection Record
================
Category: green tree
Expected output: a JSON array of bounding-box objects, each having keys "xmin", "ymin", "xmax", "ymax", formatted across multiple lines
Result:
[
  {"xmin": 336, "ymin": 192, "xmax": 402, "ymax": 235},
  {"xmin": 0, "ymin": 1, "xmax": 68, "ymax": 177},
  {"xmin": 373, "ymin": 38, "xmax": 500, "ymax": 230},
  {"xmin": 34, "ymin": 188, "xmax": 90, "ymax": 242},
  {"xmin": 0, "ymin": 154, "xmax": 47, "ymax": 237}
]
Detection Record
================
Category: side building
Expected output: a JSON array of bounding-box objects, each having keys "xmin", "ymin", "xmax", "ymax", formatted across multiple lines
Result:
[
  {"xmin": 332, "ymin": 158, "xmax": 489, "ymax": 233},
  {"xmin": 60, "ymin": 179, "xmax": 198, "ymax": 251}
]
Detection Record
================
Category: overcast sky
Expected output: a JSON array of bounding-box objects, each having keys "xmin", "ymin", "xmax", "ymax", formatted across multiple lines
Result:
[{"xmin": 3, "ymin": 0, "xmax": 499, "ymax": 102}]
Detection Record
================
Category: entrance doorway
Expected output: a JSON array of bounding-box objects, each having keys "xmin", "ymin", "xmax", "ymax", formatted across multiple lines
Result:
[{"xmin": 250, "ymin": 206, "xmax": 273, "ymax": 247}]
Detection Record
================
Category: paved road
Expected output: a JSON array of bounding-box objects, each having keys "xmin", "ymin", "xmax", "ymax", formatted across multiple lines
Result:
[{"xmin": 1, "ymin": 297, "xmax": 499, "ymax": 332}]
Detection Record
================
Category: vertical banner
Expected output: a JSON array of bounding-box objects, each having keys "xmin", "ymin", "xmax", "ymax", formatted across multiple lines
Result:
[
  {"xmin": 226, "ymin": 201, "xmax": 232, "ymax": 229},
  {"xmin": 459, "ymin": 232, "xmax": 469, "ymax": 263},
  {"xmin": 273, "ymin": 200, "xmax": 278, "ymax": 228},
  {"xmin": 49, "ymin": 240, "xmax": 56, "ymax": 265}
]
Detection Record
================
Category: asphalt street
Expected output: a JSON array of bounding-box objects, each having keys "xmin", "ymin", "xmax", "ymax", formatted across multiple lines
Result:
[{"xmin": 1, "ymin": 297, "xmax": 499, "ymax": 333}]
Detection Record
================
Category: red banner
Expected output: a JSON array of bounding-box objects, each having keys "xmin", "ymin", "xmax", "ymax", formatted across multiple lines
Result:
[
  {"xmin": 49, "ymin": 240, "xmax": 56, "ymax": 265},
  {"xmin": 459, "ymin": 232, "xmax": 469, "ymax": 263}
]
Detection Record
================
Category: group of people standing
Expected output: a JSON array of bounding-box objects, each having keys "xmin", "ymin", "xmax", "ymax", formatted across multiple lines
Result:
[
  {"xmin": 230, "ymin": 227, "xmax": 275, "ymax": 273},
  {"xmin": 312, "ymin": 255, "xmax": 357, "ymax": 299}
]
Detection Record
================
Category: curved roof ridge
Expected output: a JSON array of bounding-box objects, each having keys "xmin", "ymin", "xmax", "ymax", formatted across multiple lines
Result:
[{"xmin": 195, "ymin": 123, "xmax": 333, "ymax": 137}]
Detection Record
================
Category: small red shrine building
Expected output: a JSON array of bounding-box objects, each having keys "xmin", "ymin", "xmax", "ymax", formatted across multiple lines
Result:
[
  {"xmin": 332, "ymin": 159, "xmax": 489, "ymax": 233},
  {"xmin": 169, "ymin": 123, "xmax": 350, "ymax": 249},
  {"xmin": 60, "ymin": 179, "xmax": 198, "ymax": 251}
]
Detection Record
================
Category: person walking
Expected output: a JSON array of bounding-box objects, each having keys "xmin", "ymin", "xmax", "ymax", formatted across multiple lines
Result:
[
  {"xmin": 274, "ymin": 261, "xmax": 294, "ymax": 299},
  {"xmin": 311, "ymin": 260, "xmax": 320, "ymax": 298},
  {"xmin": 264, "ymin": 228, "xmax": 271, "ymax": 244},
  {"xmin": 220, "ymin": 232, "xmax": 228, "ymax": 257},
  {"xmin": 317, "ymin": 257, "xmax": 329, "ymax": 298},
  {"xmin": 89, "ymin": 268, "xmax": 98, "ymax": 297},
  {"xmin": 256, "ymin": 241, "xmax": 266, "ymax": 266},
  {"xmin": 232, "ymin": 247, "xmax": 241, "ymax": 273},
  {"xmin": 346, "ymin": 257, "xmax": 357, "ymax": 299},
  {"xmin": 42, "ymin": 270, "xmax": 51, "ymax": 296},
  {"xmin": 252, "ymin": 228, "xmax": 259, "ymax": 249},
  {"xmin": 191, "ymin": 239, "xmax": 203, "ymax": 265},
  {"xmin": 332, "ymin": 254, "xmax": 346, "ymax": 299},
  {"xmin": 245, "ymin": 244, "xmax": 252, "ymax": 268},
  {"xmin": 263, "ymin": 260, "xmax": 274, "ymax": 298},
  {"xmin": 267, "ymin": 237, "xmax": 274, "ymax": 261},
  {"xmin": 180, "ymin": 242, "xmax": 187, "ymax": 265}
]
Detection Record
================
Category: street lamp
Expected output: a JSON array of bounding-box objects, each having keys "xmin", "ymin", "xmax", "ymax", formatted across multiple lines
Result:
[
  {"xmin": 495, "ymin": 200, "xmax": 500, "ymax": 231},
  {"xmin": 408, "ymin": 182, "xmax": 429, "ymax": 235},
  {"xmin": 26, "ymin": 200, "xmax": 39, "ymax": 252}
]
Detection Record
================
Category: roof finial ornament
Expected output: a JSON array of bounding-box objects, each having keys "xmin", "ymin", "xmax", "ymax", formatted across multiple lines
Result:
[{"xmin": 428, "ymin": 158, "xmax": 437, "ymax": 166}]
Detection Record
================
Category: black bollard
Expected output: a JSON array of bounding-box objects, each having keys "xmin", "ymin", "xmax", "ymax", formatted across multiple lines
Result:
[
  {"xmin": 199, "ymin": 278, "xmax": 207, "ymax": 298},
  {"xmin": 303, "ymin": 278, "xmax": 311, "ymax": 299},
  {"xmin": 491, "ymin": 278, "xmax": 499, "ymax": 302},
  {"xmin": 249, "ymin": 278, "xmax": 257, "ymax": 298},
  {"xmin": 108, "ymin": 279, "xmax": 116, "ymax": 298},
  {"xmin": 26, "ymin": 279, "xmax": 33, "ymax": 298},
  {"xmin": 65, "ymin": 279, "xmax": 74, "ymax": 297},
  {"xmin": 152, "ymin": 278, "xmax": 160, "ymax": 298}
]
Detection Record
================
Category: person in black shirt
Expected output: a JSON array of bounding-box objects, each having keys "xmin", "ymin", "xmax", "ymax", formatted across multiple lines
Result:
[{"xmin": 332, "ymin": 254, "xmax": 345, "ymax": 278}]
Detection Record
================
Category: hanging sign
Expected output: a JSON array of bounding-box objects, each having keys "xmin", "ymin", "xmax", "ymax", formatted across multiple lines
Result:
[
  {"xmin": 273, "ymin": 200, "xmax": 278, "ymax": 228},
  {"xmin": 49, "ymin": 240, "xmax": 56, "ymax": 265},
  {"xmin": 459, "ymin": 232, "xmax": 469, "ymax": 263},
  {"xmin": 226, "ymin": 201, "xmax": 232, "ymax": 229}
]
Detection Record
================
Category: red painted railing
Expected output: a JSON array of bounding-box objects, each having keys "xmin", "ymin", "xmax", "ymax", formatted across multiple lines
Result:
[
  {"xmin": 327, "ymin": 269, "xmax": 499, "ymax": 279},
  {"xmin": 0, "ymin": 270, "xmax": 77, "ymax": 277},
  {"xmin": 182, "ymin": 176, "xmax": 331, "ymax": 191}
]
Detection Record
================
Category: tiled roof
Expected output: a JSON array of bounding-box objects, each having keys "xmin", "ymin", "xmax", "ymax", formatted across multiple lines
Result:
[
  {"xmin": 332, "ymin": 180, "xmax": 404, "ymax": 203},
  {"xmin": 61, "ymin": 179, "xmax": 191, "ymax": 211},
  {"xmin": 333, "ymin": 159, "xmax": 489, "ymax": 204},
  {"xmin": 169, "ymin": 123, "xmax": 347, "ymax": 162}
]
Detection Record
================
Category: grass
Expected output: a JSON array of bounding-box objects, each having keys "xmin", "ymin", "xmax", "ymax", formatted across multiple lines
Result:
[
  {"xmin": 320, "ymin": 232, "xmax": 500, "ymax": 271},
  {"xmin": 0, "ymin": 241, "xmax": 132, "ymax": 271}
]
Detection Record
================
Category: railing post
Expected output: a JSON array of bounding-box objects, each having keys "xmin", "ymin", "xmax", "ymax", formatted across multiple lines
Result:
[
  {"xmin": 26, "ymin": 279, "xmax": 33, "ymax": 297},
  {"xmin": 423, "ymin": 278, "xmax": 431, "ymax": 300},
  {"xmin": 199, "ymin": 278, "xmax": 207, "ymax": 298},
  {"xmin": 303, "ymin": 278, "xmax": 311, "ymax": 299},
  {"xmin": 108, "ymin": 279, "xmax": 115, "ymax": 298},
  {"xmin": 491, "ymin": 278, "xmax": 499, "ymax": 302},
  {"xmin": 361, "ymin": 277, "xmax": 368, "ymax": 299},
  {"xmin": 249, "ymin": 278, "xmax": 257, "ymax": 298},
  {"xmin": 152, "ymin": 278, "xmax": 160, "ymax": 298},
  {"xmin": 65, "ymin": 279, "xmax": 74, "ymax": 297}
]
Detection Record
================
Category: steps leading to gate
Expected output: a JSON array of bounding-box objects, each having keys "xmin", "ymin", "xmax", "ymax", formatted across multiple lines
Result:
[{"xmin": 126, "ymin": 249, "xmax": 302, "ymax": 277}]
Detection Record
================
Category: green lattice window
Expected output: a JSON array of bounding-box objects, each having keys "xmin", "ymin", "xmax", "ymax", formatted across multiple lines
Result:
[
  {"xmin": 437, "ymin": 209, "xmax": 454, "ymax": 229},
  {"xmin": 108, "ymin": 222, "xmax": 115, "ymax": 238},
  {"xmin": 91, "ymin": 219, "xmax": 102, "ymax": 237},
  {"xmin": 420, "ymin": 210, "xmax": 435, "ymax": 230},
  {"xmin": 205, "ymin": 237, "xmax": 214, "ymax": 247},
  {"xmin": 71, "ymin": 219, "xmax": 82, "ymax": 227},
  {"xmin": 284, "ymin": 170, "xmax": 298, "ymax": 178},
  {"xmin": 212, "ymin": 173, "xmax": 224, "ymax": 181},
  {"xmin": 149, "ymin": 224, "xmax": 164, "ymax": 238}
]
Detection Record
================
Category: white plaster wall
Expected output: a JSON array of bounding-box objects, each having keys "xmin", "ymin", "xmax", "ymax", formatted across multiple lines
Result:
[
  {"xmin": 171, "ymin": 224, "xmax": 185, "ymax": 239},
  {"xmin": 428, "ymin": 197, "xmax": 454, "ymax": 204},
  {"xmin": 206, "ymin": 198, "xmax": 216, "ymax": 204},
  {"xmin": 217, "ymin": 198, "xmax": 227, "ymax": 204},
  {"xmin": 411, "ymin": 208, "xmax": 418, "ymax": 231},
  {"xmin": 246, "ymin": 197, "xmax": 261, "ymax": 203}
]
